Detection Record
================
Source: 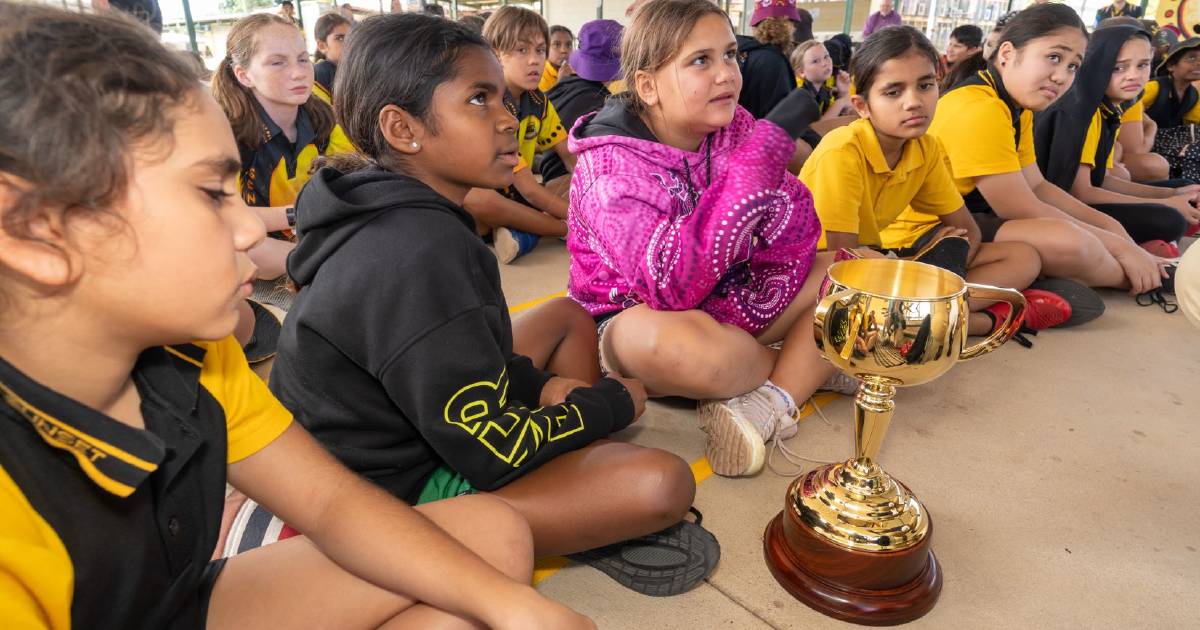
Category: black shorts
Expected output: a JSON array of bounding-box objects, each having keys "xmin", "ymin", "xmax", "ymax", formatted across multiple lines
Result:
[
  {"xmin": 198, "ymin": 558, "xmax": 227, "ymax": 625},
  {"xmin": 962, "ymin": 189, "xmax": 1007, "ymax": 242}
]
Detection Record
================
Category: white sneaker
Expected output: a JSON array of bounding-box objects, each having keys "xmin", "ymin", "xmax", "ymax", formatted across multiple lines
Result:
[
  {"xmin": 699, "ymin": 382, "xmax": 797, "ymax": 477},
  {"xmin": 817, "ymin": 371, "xmax": 861, "ymax": 396}
]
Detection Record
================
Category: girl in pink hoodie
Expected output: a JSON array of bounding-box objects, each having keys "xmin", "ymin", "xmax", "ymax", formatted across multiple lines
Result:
[{"xmin": 567, "ymin": 0, "xmax": 856, "ymax": 478}]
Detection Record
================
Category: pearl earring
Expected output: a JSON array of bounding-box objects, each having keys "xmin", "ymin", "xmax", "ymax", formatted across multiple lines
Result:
[{"xmin": 410, "ymin": 142, "xmax": 419, "ymax": 149}]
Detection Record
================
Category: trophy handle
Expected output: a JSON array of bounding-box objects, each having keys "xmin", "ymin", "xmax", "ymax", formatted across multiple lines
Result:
[
  {"xmin": 813, "ymin": 288, "xmax": 861, "ymax": 361},
  {"xmin": 960, "ymin": 284, "xmax": 1027, "ymax": 361}
]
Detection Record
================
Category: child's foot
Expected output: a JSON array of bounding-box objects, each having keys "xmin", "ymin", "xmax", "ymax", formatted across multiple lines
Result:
[
  {"xmin": 699, "ymin": 381, "xmax": 797, "ymax": 477},
  {"xmin": 985, "ymin": 289, "xmax": 1072, "ymax": 332},
  {"xmin": 1140, "ymin": 239, "xmax": 1181, "ymax": 259},
  {"xmin": 816, "ymin": 371, "xmax": 860, "ymax": 395},
  {"xmin": 567, "ymin": 507, "xmax": 719, "ymax": 597},
  {"xmin": 493, "ymin": 227, "xmax": 539, "ymax": 264},
  {"xmin": 1026, "ymin": 278, "xmax": 1105, "ymax": 327}
]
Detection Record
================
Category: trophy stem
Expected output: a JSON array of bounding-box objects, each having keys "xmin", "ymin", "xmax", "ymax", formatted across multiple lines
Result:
[{"xmin": 851, "ymin": 379, "xmax": 897, "ymax": 476}]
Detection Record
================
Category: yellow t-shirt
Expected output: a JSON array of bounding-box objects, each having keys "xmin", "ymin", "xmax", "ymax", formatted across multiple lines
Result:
[
  {"xmin": 1139, "ymin": 79, "xmax": 1200, "ymax": 125},
  {"xmin": 538, "ymin": 60, "xmax": 559, "ymax": 93},
  {"xmin": 880, "ymin": 79, "xmax": 1034, "ymax": 249},
  {"xmin": 800, "ymin": 118, "xmax": 963, "ymax": 249},
  {"xmin": 1080, "ymin": 108, "xmax": 1118, "ymax": 170}
]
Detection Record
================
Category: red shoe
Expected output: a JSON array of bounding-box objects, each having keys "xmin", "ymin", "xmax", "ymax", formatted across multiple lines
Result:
[
  {"xmin": 1187, "ymin": 222, "xmax": 1199, "ymax": 238},
  {"xmin": 1140, "ymin": 239, "xmax": 1181, "ymax": 258},
  {"xmin": 986, "ymin": 289, "xmax": 1072, "ymax": 332}
]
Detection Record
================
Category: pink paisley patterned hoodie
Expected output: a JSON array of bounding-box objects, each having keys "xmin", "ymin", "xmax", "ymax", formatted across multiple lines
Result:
[{"xmin": 566, "ymin": 96, "xmax": 821, "ymax": 334}]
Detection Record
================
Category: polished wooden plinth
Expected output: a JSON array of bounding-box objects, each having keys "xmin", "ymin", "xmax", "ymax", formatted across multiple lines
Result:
[{"xmin": 763, "ymin": 496, "xmax": 942, "ymax": 626}]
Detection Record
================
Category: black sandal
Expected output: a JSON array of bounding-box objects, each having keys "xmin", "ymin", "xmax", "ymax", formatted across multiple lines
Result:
[{"xmin": 567, "ymin": 507, "xmax": 720, "ymax": 597}]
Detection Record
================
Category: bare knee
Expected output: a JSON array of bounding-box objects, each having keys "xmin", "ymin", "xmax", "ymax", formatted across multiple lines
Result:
[
  {"xmin": 644, "ymin": 319, "xmax": 753, "ymax": 395},
  {"xmin": 618, "ymin": 448, "xmax": 696, "ymax": 529},
  {"xmin": 455, "ymin": 494, "xmax": 534, "ymax": 581}
]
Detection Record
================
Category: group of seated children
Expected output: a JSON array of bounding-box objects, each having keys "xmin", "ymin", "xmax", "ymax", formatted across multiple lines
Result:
[{"xmin": 2, "ymin": 0, "xmax": 1198, "ymax": 628}]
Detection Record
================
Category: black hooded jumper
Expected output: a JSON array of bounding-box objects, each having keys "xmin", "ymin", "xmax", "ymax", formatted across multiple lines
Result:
[
  {"xmin": 1034, "ymin": 25, "xmax": 1187, "ymax": 244},
  {"xmin": 736, "ymin": 35, "xmax": 796, "ymax": 119},
  {"xmin": 268, "ymin": 167, "xmax": 635, "ymax": 501}
]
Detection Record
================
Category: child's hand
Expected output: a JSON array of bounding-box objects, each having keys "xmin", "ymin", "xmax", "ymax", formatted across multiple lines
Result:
[
  {"xmin": 608, "ymin": 375, "xmax": 648, "ymax": 421},
  {"xmin": 496, "ymin": 588, "xmax": 597, "ymax": 630},
  {"xmin": 539, "ymin": 377, "xmax": 591, "ymax": 407},
  {"xmin": 835, "ymin": 70, "xmax": 851, "ymax": 95}
]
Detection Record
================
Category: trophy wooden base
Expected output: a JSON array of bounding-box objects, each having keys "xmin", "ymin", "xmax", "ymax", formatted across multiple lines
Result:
[{"xmin": 763, "ymin": 507, "xmax": 942, "ymax": 626}]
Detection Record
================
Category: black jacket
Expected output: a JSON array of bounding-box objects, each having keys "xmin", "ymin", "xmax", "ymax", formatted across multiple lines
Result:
[
  {"xmin": 541, "ymin": 75, "xmax": 611, "ymax": 181},
  {"xmin": 269, "ymin": 167, "xmax": 635, "ymax": 501},
  {"xmin": 737, "ymin": 35, "xmax": 796, "ymax": 119},
  {"xmin": 1035, "ymin": 26, "xmax": 1147, "ymax": 190}
]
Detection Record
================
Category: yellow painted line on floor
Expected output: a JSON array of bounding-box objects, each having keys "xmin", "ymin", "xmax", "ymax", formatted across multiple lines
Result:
[
  {"xmin": 531, "ymin": 391, "xmax": 843, "ymax": 586},
  {"xmin": 509, "ymin": 291, "xmax": 568, "ymax": 314}
]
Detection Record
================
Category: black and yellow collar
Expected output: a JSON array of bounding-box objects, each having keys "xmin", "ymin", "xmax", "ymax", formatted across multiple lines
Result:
[{"xmin": 0, "ymin": 344, "xmax": 207, "ymax": 497}]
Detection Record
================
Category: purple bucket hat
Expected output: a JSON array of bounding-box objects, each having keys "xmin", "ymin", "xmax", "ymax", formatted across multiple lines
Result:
[{"xmin": 568, "ymin": 19, "xmax": 624, "ymax": 83}]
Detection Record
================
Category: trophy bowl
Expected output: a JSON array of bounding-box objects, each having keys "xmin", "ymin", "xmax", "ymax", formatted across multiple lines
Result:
[{"xmin": 764, "ymin": 258, "xmax": 1025, "ymax": 626}]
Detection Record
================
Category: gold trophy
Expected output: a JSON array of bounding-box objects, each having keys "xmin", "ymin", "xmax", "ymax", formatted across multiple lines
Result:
[{"xmin": 764, "ymin": 258, "xmax": 1025, "ymax": 626}]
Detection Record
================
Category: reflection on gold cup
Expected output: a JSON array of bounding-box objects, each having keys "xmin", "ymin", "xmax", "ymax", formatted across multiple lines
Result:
[{"xmin": 764, "ymin": 259, "xmax": 1025, "ymax": 626}]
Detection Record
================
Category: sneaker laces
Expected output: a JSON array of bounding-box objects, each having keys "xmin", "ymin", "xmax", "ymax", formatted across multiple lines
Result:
[{"xmin": 763, "ymin": 396, "xmax": 840, "ymax": 477}]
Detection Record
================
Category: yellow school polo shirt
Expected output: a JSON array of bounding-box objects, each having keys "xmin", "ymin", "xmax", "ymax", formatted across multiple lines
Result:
[
  {"xmin": 801, "ymin": 118, "xmax": 963, "ymax": 249},
  {"xmin": 1081, "ymin": 107, "xmax": 1118, "ymax": 169},
  {"xmin": 928, "ymin": 82, "xmax": 1036, "ymax": 196},
  {"xmin": 0, "ymin": 336, "xmax": 291, "ymax": 628},
  {"xmin": 1121, "ymin": 100, "xmax": 1143, "ymax": 123},
  {"xmin": 1140, "ymin": 79, "xmax": 1200, "ymax": 125},
  {"xmin": 538, "ymin": 60, "xmax": 559, "ymax": 93},
  {"xmin": 503, "ymin": 88, "xmax": 568, "ymax": 173}
]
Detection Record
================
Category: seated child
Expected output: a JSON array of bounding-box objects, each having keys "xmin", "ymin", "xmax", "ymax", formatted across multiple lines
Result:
[
  {"xmin": 312, "ymin": 12, "xmax": 352, "ymax": 104},
  {"xmin": 268, "ymin": 13, "xmax": 711, "ymax": 596},
  {"xmin": 943, "ymin": 24, "xmax": 983, "ymax": 70},
  {"xmin": 541, "ymin": 19, "xmax": 624, "ymax": 184},
  {"xmin": 791, "ymin": 40, "xmax": 851, "ymax": 121},
  {"xmin": 908, "ymin": 4, "xmax": 1169, "ymax": 297},
  {"xmin": 1034, "ymin": 25, "xmax": 1197, "ymax": 259},
  {"xmin": 468, "ymin": 7, "xmax": 577, "ymax": 263},
  {"xmin": 1136, "ymin": 38, "xmax": 1200, "ymax": 181},
  {"xmin": 0, "ymin": 5, "xmax": 592, "ymax": 629},
  {"xmin": 212, "ymin": 14, "xmax": 355, "ymax": 306},
  {"xmin": 539, "ymin": 24, "xmax": 574, "ymax": 91},
  {"xmin": 567, "ymin": 0, "xmax": 844, "ymax": 478},
  {"xmin": 736, "ymin": 0, "xmax": 799, "ymax": 119},
  {"xmin": 801, "ymin": 26, "xmax": 1071, "ymax": 338}
]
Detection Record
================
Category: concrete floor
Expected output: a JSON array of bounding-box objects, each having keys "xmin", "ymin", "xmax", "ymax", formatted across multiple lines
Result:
[{"xmin": 505, "ymin": 238, "xmax": 1200, "ymax": 629}]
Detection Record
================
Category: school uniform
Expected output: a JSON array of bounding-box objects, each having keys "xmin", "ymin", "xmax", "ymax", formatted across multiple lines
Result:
[
  {"xmin": 237, "ymin": 104, "xmax": 355, "ymax": 209},
  {"xmin": 313, "ymin": 59, "xmax": 337, "ymax": 104},
  {"xmin": 797, "ymin": 77, "xmax": 835, "ymax": 116},
  {"xmin": 1036, "ymin": 26, "xmax": 1187, "ymax": 244},
  {"xmin": 1139, "ymin": 76, "xmax": 1200, "ymax": 128},
  {"xmin": 914, "ymin": 67, "xmax": 1036, "ymax": 242},
  {"xmin": 0, "ymin": 336, "xmax": 292, "ymax": 629},
  {"xmin": 538, "ymin": 60, "xmax": 560, "ymax": 93},
  {"xmin": 499, "ymin": 88, "xmax": 568, "ymax": 205},
  {"xmin": 800, "ymin": 118, "xmax": 962, "ymax": 251}
]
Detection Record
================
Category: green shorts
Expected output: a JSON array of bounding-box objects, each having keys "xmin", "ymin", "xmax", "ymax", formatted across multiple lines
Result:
[{"xmin": 416, "ymin": 466, "xmax": 477, "ymax": 505}]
